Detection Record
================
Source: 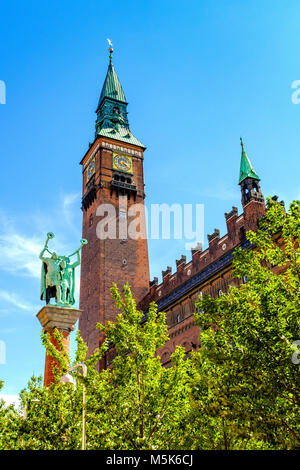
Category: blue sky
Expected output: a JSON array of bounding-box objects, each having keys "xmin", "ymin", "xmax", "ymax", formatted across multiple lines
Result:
[{"xmin": 0, "ymin": 0, "xmax": 300, "ymax": 400}]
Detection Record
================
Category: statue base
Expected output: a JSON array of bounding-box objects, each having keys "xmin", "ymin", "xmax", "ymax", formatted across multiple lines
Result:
[
  {"xmin": 37, "ymin": 305, "xmax": 83, "ymax": 387},
  {"xmin": 36, "ymin": 304, "xmax": 82, "ymax": 332}
]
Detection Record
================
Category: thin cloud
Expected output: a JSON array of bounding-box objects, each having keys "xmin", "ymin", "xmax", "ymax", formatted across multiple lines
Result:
[
  {"xmin": 62, "ymin": 192, "xmax": 81, "ymax": 236},
  {"xmin": 0, "ymin": 192, "xmax": 82, "ymax": 279},
  {"xmin": 0, "ymin": 192, "xmax": 83, "ymax": 317},
  {"xmin": 0, "ymin": 230, "xmax": 42, "ymax": 278},
  {"xmin": 200, "ymin": 183, "xmax": 240, "ymax": 201},
  {"xmin": 0, "ymin": 327, "xmax": 17, "ymax": 334},
  {"xmin": 0, "ymin": 289, "xmax": 38, "ymax": 313}
]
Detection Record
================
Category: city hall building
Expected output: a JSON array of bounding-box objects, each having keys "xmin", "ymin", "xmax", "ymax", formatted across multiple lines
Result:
[{"xmin": 79, "ymin": 49, "xmax": 267, "ymax": 367}]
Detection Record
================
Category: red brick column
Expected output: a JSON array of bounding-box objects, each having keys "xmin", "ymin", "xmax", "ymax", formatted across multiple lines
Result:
[
  {"xmin": 43, "ymin": 330, "xmax": 70, "ymax": 387},
  {"xmin": 36, "ymin": 305, "xmax": 82, "ymax": 387}
]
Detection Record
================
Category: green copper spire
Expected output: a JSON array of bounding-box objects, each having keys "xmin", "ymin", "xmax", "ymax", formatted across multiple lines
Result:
[
  {"xmin": 95, "ymin": 41, "xmax": 145, "ymax": 149},
  {"xmin": 239, "ymin": 138, "xmax": 260, "ymax": 184},
  {"xmin": 97, "ymin": 52, "xmax": 127, "ymax": 106}
]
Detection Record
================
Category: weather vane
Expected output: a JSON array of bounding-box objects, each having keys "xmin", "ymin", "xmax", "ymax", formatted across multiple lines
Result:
[
  {"xmin": 240, "ymin": 137, "xmax": 244, "ymax": 151},
  {"xmin": 107, "ymin": 38, "xmax": 114, "ymax": 62}
]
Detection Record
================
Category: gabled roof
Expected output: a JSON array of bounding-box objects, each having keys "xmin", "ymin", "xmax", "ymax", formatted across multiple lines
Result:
[{"xmin": 239, "ymin": 139, "xmax": 260, "ymax": 184}]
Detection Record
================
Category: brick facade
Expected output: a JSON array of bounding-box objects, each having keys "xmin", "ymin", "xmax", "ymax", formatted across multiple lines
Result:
[
  {"xmin": 79, "ymin": 138, "xmax": 150, "ymax": 357},
  {"xmin": 137, "ymin": 199, "xmax": 266, "ymax": 364},
  {"xmin": 43, "ymin": 330, "xmax": 69, "ymax": 387}
]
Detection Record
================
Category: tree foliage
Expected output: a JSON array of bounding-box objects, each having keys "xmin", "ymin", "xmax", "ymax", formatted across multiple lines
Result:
[
  {"xmin": 191, "ymin": 198, "xmax": 300, "ymax": 449},
  {"xmin": 0, "ymin": 199, "xmax": 299, "ymax": 450},
  {"xmin": 0, "ymin": 285, "xmax": 190, "ymax": 450}
]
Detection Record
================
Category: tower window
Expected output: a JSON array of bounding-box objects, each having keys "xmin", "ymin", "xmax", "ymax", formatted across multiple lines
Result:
[
  {"xmin": 113, "ymin": 172, "xmax": 132, "ymax": 185},
  {"xmin": 89, "ymin": 214, "xmax": 93, "ymax": 227},
  {"xmin": 123, "ymin": 259, "xmax": 127, "ymax": 265}
]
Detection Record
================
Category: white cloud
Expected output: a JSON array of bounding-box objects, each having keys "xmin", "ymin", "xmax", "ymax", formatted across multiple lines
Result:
[
  {"xmin": 62, "ymin": 192, "xmax": 81, "ymax": 235},
  {"xmin": 0, "ymin": 289, "xmax": 38, "ymax": 313},
  {"xmin": 0, "ymin": 192, "xmax": 83, "ymax": 315},
  {"xmin": 0, "ymin": 394, "xmax": 20, "ymax": 410},
  {"xmin": 0, "ymin": 230, "xmax": 42, "ymax": 278},
  {"xmin": 0, "ymin": 192, "xmax": 81, "ymax": 280}
]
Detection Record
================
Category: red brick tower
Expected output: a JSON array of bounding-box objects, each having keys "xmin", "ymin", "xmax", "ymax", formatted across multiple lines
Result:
[{"xmin": 79, "ymin": 47, "xmax": 150, "ymax": 357}]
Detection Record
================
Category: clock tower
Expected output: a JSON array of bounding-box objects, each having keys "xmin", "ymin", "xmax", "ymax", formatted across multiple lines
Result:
[{"xmin": 79, "ymin": 47, "xmax": 150, "ymax": 357}]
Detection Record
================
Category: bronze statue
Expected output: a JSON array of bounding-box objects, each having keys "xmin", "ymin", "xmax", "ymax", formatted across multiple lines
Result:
[{"xmin": 40, "ymin": 232, "xmax": 87, "ymax": 307}]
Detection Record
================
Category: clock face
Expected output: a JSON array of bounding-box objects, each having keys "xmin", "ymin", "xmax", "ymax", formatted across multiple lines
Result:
[
  {"xmin": 86, "ymin": 159, "xmax": 95, "ymax": 182},
  {"xmin": 112, "ymin": 153, "xmax": 133, "ymax": 173}
]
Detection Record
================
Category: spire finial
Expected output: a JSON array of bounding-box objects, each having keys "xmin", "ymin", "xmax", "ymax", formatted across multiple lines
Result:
[
  {"xmin": 107, "ymin": 38, "xmax": 113, "ymax": 63},
  {"xmin": 240, "ymin": 136, "xmax": 244, "ymax": 151}
]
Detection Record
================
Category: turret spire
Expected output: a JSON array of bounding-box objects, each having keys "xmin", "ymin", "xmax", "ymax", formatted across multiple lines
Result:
[
  {"xmin": 238, "ymin": 138, "xmax": 264, "ymax": 207},
  {"xmin": 239, "ymin": 138, "xmax": 260, "ymax": 184}
]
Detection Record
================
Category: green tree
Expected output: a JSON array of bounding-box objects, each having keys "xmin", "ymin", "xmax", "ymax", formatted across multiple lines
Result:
[
  {"xmin": 78, "ymin": 283, "xmax": 191, "ymax": 449},
  {"xmin": 0, "ymin": 381, "xmax": 20, "ymax": 449},
  {"xmin": 190, "ymin": 198, "xmax": 300, "ymax": 449},
  {"xmin": 2, "ymin": 284, "xmax": 190, "ymax": 450}
]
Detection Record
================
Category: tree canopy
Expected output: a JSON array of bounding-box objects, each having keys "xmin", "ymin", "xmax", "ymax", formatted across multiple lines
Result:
[{"xmin": 191, "ymin": 198, "xmax": 300, "ymax": 449}]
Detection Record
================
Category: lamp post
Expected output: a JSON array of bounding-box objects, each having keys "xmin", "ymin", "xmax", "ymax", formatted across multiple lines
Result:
[{"xmin": 60, "ymin": 362, "xmax": 87, "ymax": 450}]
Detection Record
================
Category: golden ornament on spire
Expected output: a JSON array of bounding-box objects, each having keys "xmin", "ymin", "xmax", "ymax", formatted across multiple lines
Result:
[{"xmin": 107, "ymin": 38, "xmax": 114, "ymax": 63}]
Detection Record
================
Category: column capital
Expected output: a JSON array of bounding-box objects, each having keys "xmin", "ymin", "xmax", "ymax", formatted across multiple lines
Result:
[{"xmin": 37, "ymin": 305, "xmax": 82, "ymax": 332}]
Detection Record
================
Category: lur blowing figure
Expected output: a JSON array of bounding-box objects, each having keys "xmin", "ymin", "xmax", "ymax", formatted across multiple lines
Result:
[{"xmin": 40, "ymin": 232, "xmax": 87, "ymax": 307}]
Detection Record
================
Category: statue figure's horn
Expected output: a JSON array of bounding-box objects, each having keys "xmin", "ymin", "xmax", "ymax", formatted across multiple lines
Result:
[{"xmin": 68, "ymin": 239, "xmax": 88, "ymax": 258}]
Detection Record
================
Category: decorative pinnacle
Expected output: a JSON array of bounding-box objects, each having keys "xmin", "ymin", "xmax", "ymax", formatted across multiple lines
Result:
[
  {"xmin": 240, "ymin": 137, "xmax": 244, "ymax": 151},
  {"xmin": 107, "ymin": 38, "xmax": 114, "ymax": 63}
]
